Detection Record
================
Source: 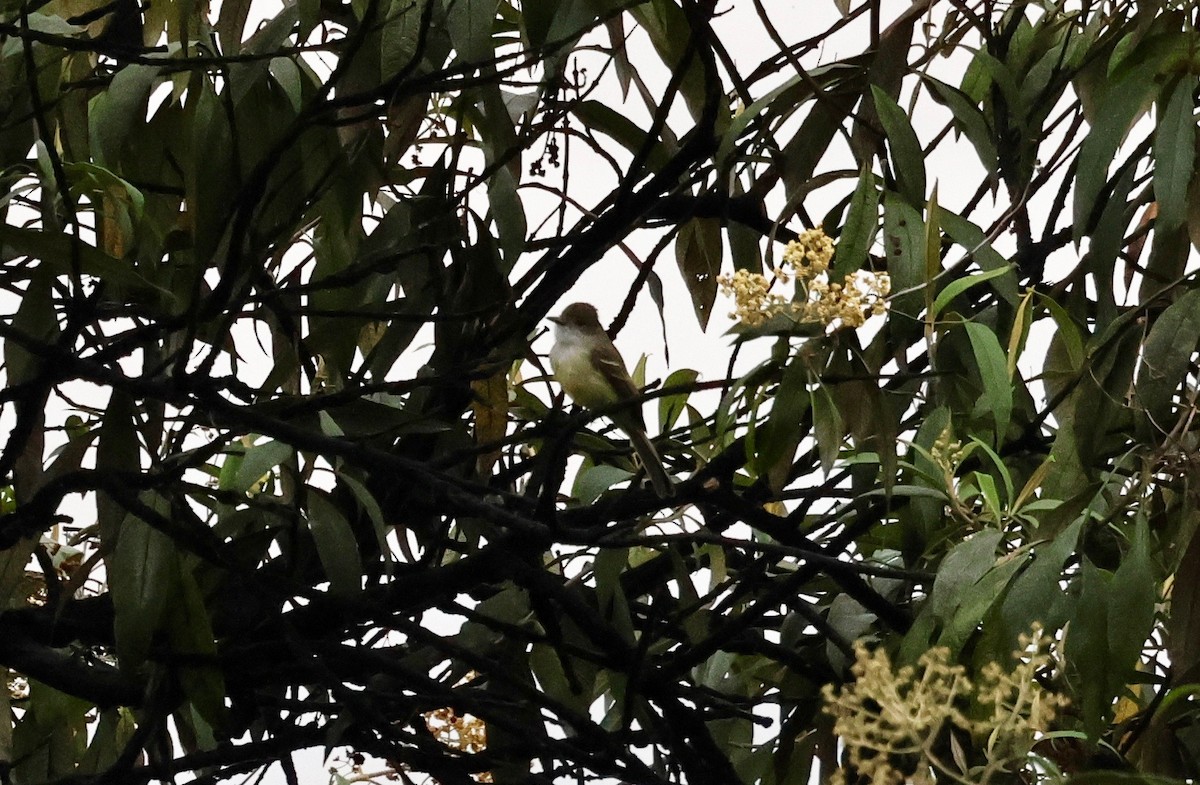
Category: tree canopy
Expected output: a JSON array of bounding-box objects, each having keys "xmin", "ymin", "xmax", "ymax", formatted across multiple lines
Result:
[{"xmin": 2, "ymin": 0, "xmax": 1200, "ymax": 783}]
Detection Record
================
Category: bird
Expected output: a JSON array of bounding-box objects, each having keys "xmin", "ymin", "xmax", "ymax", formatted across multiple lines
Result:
[{"xmin": 548, "ymin": 302, "xmax": 674, "ymax": 498}]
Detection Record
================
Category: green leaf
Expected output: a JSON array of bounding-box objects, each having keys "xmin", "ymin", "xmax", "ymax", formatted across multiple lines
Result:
[
  {"xmin": 753, "ymin": 352, "xmax": 811, "ymax": 490},
  {"xmin": 780, "ymin": 73, "xmax": 864, "ymax": 200},
  {"xmin": 22, "ymin": 12, "xmax": 85, "ymax": 35},
  {"xmin": 870, "ymin": 85, "xmax": 926, "ymax": 207},
  {"xmin": 921, "ymin": 75, "xmax": 997, "ymax": 174},
  {"xmin": 88, "ymin": 65, "xmax": 159, "ymax": 168},
  {"xmin": 965, "ymin": 436, "xmax": 1013, "ymax": 503},
  {"xmin": 530, "ymin": 643, "xmax": 591, "ymax": 714},
  {"xmin": 79, "ymin": 709, "xmax": 137, "ymax": 773},
  {"xmin": 929, "ymin": 265, "xmax": 1015, "ymax": 320},
  {"xmin": 724, "ymin": 176, "xmax": 762, "ymax": 278},
  {"xmin": 990, "ymin": 517, "xmax": 1084, "ymax": 649},
  {"xmin": 231, "ymin": 439, "xmax": 293, "ymax": 493},
  {"xmin": 336, "ymin": 471, "xmax": 392, "ymax": 567},
  {"xmin": 927, "ymin": 531, "xmax": 1003, "ymax": 618},
  {"xmin": 1135, "ymin": 287, "xmax": 1200, "ymax": 427},
  {"xmin": 715, "ymin": 70, "xmax": 809, "ymax": 171},
  {"xmin": 215, "ymin": 0, "xmax": 253, "ymax": 53},
  {"xmin": 882, "ymin": 192, "xmax": 925, "ymax": 320},
  {"xmin": 1109, "ymin": 517, "xmax": 1157, "ymax": 673},
  {"xmin": 1089, "ymin": 164, "xmax": 1136, "ymax": 329},
  {"xmin": 0, "ymin": 225, "xmax": 156, "ymax": 292},
  {"xmin": 962, "ymin": 321, "xmax": 1012, "ymax": 446},
  {"xmin": 937, "ymin": 207, "xmax": 1019, "ymax": 305},
  {"xmin": 168, "ymin": 567, "xmax": 225, "ymax": 729},
  {"xmin": 268, "ymin": 57, "xmax": 304, "ymax": 112},
  {"xmin": 961, "ymin": 47, "xmax": 1019, "ymax": 106},
  {"xmin": 444, "ymin": 0, "xmax": 497, "ymax": 64},
  {"xmin": 525, "ymin": 0, "xmax": 601, "ymax": 56},
  {"xmin": 95, "ymin": 391, "xmax": 140, "ymax": 548},
  {"xmin": 573, "ymin": 464, "xmax": 633, "ymax": 504},
  {"xmin": 187, "ymin": 81, "xmax": 234, "ymax": 264},
  {"xmin": 1069, "ymin": 571, "xmax": 1126, "ymax": 739},
  {"xmin": 629, "ymin": 0, "xmax": 714, "ymax": 125},
  {"xmin": 4, "ymin": 267, "xmax": 58, "ymax": 386},
  {"xmin": 1153, "ymin": 76, "xmax": 1196, "ymax": 232},
  {"xmin": 921, "ymin": 187, "xmax": 940, "ymax": 319},
  {"xmin": 381, "ymin": 0, "xmax": 435, "ymax": 77},
  {"xmin": 658, "ymin": 368, "xmax": 699, "ymax": 432},
  {"xmin": 603, "ymin": 14, "xmax": 632, "ymax": 99},
  {"xmin": 307, "ymin": 492, "xmax": 363, "ymax": 596},
  {"xmin": 1073, "ymin": 61, "xmax": 1159, "ymax": 239},
  {"xmin": 972, "ymin": 470, "xmax": 1003, "ymax": 521},
  {"xmin": 1139, "ymin": 223, "xmax": 1191, "ymax": 304},
  {"xmin": 108, "ymin": 492, "xmax": 178, "ymax": 669},
  {"xmin": 811, "ymin": 382, "xmax": 842, "ymax": 475},
  {"xmin": 487, "ymin": 162, "xmax": 526, "ymax": 267},
  {"xmin": 901, "ymin": 530, "xmax": 1001, "ymax": 660},
  {"xmin": 1070, "ymin": 517, "xmax": 1157, "ymax": 741},
  {"xmin": 1006, "ymin": 288, "xmax": 1035, "ymax": 381},
  {"xmin": 12, "ymin": 680, "xmax": 92, "ymax": 780},
  {"xmin": 64, "ymin": 162, "xmax": 145, "ymax": 221},
  {"xmin": 826, "ymin": 593, "xmax": 876, "ymax": 669},
  {"xmin": 593, "ymin": 547, "xmax": 635, "ymax": 643},
  {"xmin": 833, "ymin": 163, "xmax": 879, "ymax": 273},
  {"xmin": 1040, "ymin": 292, "xmax": 1085, "ymax": 369},
  {"xmin": 571, "ymin": 100, "xmax": 673, "ymax": 172},
  {"xmin": 675, "ymin": 216, "xmax": 723, "ymax": 330},
  {"xmin": 937, "ymin": 548, "xmax": 1025, "ymax": 655}
]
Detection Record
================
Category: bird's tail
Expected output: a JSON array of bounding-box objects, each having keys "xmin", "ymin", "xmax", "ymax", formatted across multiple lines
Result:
[{"xmin": 628, "ymin": 428, "xmax": 675, "ymax": 499}]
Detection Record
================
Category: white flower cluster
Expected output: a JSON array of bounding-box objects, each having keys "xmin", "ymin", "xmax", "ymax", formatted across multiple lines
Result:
[
  {"xmin": 822, "ymin": 626, "xmax": 1065, "ymax": 785},
  {"xmin": 718, "ymin": 227, "xmax": 890, "ymax": 329}
]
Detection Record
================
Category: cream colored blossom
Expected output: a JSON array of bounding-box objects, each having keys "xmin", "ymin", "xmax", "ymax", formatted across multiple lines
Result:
[
  {"xmin": 418, "ymin": 671, "xmax": 492, "ymax": 783},
  {"xmin": 719, "ymin": 226, "xmax": 890, "ymax": 330},
  {"xmin": 783, "ymin": 227, "xmax": 835, "ymax": 274},
  {"xmin": 822, "ymin": 625, "xmax": 1065, "ymax": 785},
  {"xmin": 425, "ymin": 706, "xmax": 488, "ymax": 755},
  {"xmin": 804, "ymin": 270, "xmax": 891, "ymax": 328},
  {"xmin": 717, "ymin": 267, "xmax": 798, "ymax": 327},
  {"xmin": 932, "ymin": 426, "xmax": 966, "ymax": 474}
]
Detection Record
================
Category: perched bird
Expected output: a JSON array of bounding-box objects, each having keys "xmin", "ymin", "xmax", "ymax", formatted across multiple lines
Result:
[{"xmin": 549, "ymin": 302, "xmax": 674, "ymax": 498}]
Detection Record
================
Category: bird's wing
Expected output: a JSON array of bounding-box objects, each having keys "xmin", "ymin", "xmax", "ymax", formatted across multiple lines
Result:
[{"xmin": 591, "ymin": 344, "xmax": 646, "ymax": 429}]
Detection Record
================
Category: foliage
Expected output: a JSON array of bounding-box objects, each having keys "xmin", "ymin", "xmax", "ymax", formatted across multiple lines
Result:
[{"xmin": 1, "ymin": 0, "xmax": 1200, "ymax": 783}]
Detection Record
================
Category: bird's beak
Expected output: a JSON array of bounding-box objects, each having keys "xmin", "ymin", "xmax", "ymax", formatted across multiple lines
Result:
[{"xmin": 548, "ymin": 315, "xmax": 563, "ymax": 325}]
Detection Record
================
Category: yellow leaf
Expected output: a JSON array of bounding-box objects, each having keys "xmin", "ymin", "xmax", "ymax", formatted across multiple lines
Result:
[{"xmin": 471, "ymin": 370, "xmax": 509, "ymax": 477}]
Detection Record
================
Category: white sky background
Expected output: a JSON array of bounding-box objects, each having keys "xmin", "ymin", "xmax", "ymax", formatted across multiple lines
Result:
[{"xmin": 0, "ymin": 0, "xmax": 1164, "ymax": 781}]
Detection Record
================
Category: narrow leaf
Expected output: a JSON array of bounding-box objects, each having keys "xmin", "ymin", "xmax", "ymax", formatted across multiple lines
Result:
[
  {"xmin": 1073, "ymin": 62, "xmax": 1159, "ymax": 239},
  {"xmin": 1153, "ymin": 76, "xmax": 1196, "ymax": 232},
  {"xmin": 1136, "ymin": 287, "xmax": 1200, "ymax": 428},
  {"xmin": 675, "ymin": 216, "xmax": 723, "ymax": 330},
  {"xmin": 930, "ymin": 266, "xmax": 1015, "ymax": 320},
  {"xmin": 833, "ymin": 164, "xmax": 880, "ymax": 273},
  {"xmin": 938, "ymin": 207, "xmax": 1019, "ymax": 305},
  {"xmin": 963, "ymin": 321, "xmax": 1012, "ymax": 445},
  {"xmin": 871, "ymin": 85, "xmax": 926, "ymax": 207},
  {"xmin": 921, "ymin": 75, "xmax": 997, "ymax": 174},
  {"xmin": 882, "ymin": 192, "xmax": 925, "ymax": 320},
  {"xmin": 232, "ymin": 439, "xmax": 294, "ymax": 493},
  {"xmin": 109, "ymin": 493, "xmax": 177, "ymax": 669},
  {"xmin": 811, "ymin": 382, "xmax": 843, "ymax": 475},
  {"xmin": 307, "ymin": 492, "xmax": 363, "ymax": 596}
]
